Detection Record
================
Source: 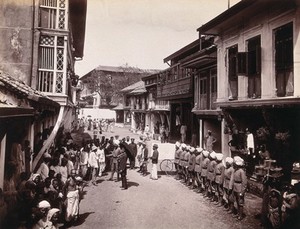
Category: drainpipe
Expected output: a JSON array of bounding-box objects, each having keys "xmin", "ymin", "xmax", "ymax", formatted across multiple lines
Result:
[{"xmin": 30, "ymin": 0, "xmax": 35, "ymax": 87}]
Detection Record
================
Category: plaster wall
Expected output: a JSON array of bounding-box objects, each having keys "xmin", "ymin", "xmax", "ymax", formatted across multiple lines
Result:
[
  {"xmin": 216, "ymin": 8, "xmax": 300, "ymax": 102},
  {"xmin": 0, "ymin": 0, "xmax": 34, "ymax": 84}
]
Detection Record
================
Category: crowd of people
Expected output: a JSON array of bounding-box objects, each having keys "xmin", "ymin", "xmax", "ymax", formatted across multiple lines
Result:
[
  {"xmin": 1, "ymin": 137, "xmax": 87, "ymax": 229},
  {"xmin": 5, "ymin": 117, "xmax": 299, "ymax": 229},
  {"xmin": 77, "ymin": 117, "xmax": 116, "ymax": 134},
  {"xmin": 1, "ymin": 119, "xmax": 162, "ymax": 229},
  {"xmin": 173, "ymin": 141, "xmax": 300, "ymax": 228},
  {"xmin": 105, "ymin": 135, "xmax": 160, "ymax": 188}
]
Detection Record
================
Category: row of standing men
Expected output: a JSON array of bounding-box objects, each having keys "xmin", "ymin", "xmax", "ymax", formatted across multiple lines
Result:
[{"xmin": 174, "ymin": 142, "xmax": 247, "ymax": 221}]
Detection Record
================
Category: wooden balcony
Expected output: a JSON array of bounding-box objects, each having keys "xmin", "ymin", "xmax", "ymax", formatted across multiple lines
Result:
[{"xmin": 157, "ymin": 77, "xmax": 192, "ymax": 100}]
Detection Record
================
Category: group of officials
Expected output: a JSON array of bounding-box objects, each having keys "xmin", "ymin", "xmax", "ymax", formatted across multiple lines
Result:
[{"xmin": 174, "ymin": 142, "xmax": 247, "ymax": 221}]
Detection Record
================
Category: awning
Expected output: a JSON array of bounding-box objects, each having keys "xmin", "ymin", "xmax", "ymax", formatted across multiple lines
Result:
[
  {"xmin": 113, "ymin": 104, "xmax": 124, "ymax": 110},
  {"xmin": 0, "ymin": 104, "xmax": 34, "ymax": 118},
  {"xmin": 180, "ymin": 45, "xmax": 217, "ymax": 68}
]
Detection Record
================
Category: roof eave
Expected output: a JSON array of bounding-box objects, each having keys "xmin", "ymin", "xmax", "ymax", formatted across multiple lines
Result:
[
  {"xmin": 163, "ymin": 39, "xmax": 199, "ymax": 63},
  {"xmin": 197, "ymin": 0, "xmax": 257, "ymax": 34}
]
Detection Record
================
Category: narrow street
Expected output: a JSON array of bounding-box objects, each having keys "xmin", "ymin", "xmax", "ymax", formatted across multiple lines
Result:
[{"xmin": 70, "ymin": 127, "xmax": 262, "ymax": 229}]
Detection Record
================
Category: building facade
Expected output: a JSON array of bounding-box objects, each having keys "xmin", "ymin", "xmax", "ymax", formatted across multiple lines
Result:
[
  {"xmin": 197, "ymin": 0, "xmax": 300, "ymax": 180},
  {"xmin": 80, "ymin": 65, "xmax": 154, "ymax": 109},
  {"xmin": 0, "ymin": 0, "xmax": 87, "ymax": 183},
  {"xmin": 119, "ymin": 81, "xmax": 148, "ymax": 133},
  {"xmin": 181, "ymin": 36, "xmax": 226, "ymax": 154},
  {"xmin": 158, "ymin": 40, "xmax": 199, "ymax": 143},
  {"xmin": 142, "ymin": 72, "xmax": 170, "ymax": 140}
]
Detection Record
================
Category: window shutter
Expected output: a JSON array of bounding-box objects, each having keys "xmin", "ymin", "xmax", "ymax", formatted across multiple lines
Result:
[
  {"xmin": 256, "ymin": 46, "xmax": 261, "ymax": 74},
  {"xmin": 237, "ymin": 52, "xmax": 247, "ymax": 75}
]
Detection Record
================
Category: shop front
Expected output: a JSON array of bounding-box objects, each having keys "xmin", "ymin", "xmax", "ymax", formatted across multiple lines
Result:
[{"xmin": 222, "ymin": 104, "xmax": 300, "ymax": 184}]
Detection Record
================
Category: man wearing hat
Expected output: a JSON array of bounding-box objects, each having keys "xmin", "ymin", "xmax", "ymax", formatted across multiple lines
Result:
[
  {"xmin": 108, "ymin": 141, "xmax": 121, "ymax": 181},
  {"xmin": 214, "ymin": 153, "xmax": 225, "ymax": 206},
  {"xmin": 183, "ymin": 146, "xmax": 191, "ymax": 185},
  {"xmin": 150, "ymin": 144, "xmax": 159, "ymax": 180},
  {"xmin": 223, "ymin": 157, "xmax": 234, "ymax": 211},
  {"xmin": 88, "ymin": 145, "xmax": 99, "ymax": 185},
  {"xmin": 129, "ymin": 138, "xmax": 137, "ymax": 169},
  {"xmin": 188, "ymin": 147, "xmax": 196, "ymax": 188},
  {"xmin": 32, "ymin": 200, "xmax": 51, "ymax": 229},
  {"xmin": 201, "ymin": 150, "xmax": 210, "ymax": 196},
  {"xmin": 174, "ymin": 142, "xmax": 181, "ymax": 179},
  {"xmin": 178, "ymin": 144, "xmax": 186, "ymax": 180},
  {"xmin": 36, "ymin": 153, "xmax": 51, "ymax": 181},
  {"xmin": 231, "ymin": 156, "xmax": 247, "ymax": 220},
  {"xmin": 141, "ymin": 142, "xmax": 149, "ymax": 176},
  {"xmin": 194, "ymin": 147, "xmax": 203, "ymax": 193},
  {"xmin": 207, "ymin": 151, "xmax": 217, "ymax": 201},
  {"xmin": 118, "ymin": 144, "xmax": 128, "ymax": 189}
]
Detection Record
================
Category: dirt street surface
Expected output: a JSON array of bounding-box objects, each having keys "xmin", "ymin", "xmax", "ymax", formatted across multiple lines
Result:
[{"xmin": 70, "ymin": 126, "xmax": 262, "ymax": 229}]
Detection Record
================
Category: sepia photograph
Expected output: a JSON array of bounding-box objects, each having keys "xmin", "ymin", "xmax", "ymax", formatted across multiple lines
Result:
[{"xmin": 0, "ymin": 0, "xmax": 300, "ymax": 228}]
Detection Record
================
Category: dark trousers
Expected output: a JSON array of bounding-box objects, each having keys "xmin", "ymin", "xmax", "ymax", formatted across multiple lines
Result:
[
  {"xmin": 196, "ymin": 172, "xmax": 202, "ymax": 189},
  {"xmin": 121, "ymin": 170, "xmax": 127, "ymax": 189},
  {"xmin": 130, "ymin": 158, "xmax": 135, "ymax": 169}
]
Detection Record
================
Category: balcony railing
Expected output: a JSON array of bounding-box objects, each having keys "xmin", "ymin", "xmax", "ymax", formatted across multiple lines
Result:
[
  {"xmin": 38, "ymin": 70, "xmax": 64, "ymax": 93},
  {"xmin": 157, "ymin": 77, "xmax": 192, "ymax": 99},
  {"xmin": 155, "ymin": 104, "xmax": 170, "ymax": 110}
]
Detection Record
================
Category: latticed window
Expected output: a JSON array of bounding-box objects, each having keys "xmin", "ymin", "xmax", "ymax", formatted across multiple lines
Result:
[
  {"xmin": 38, "ymin": 35, "xmax": 65, "ymax": 93},
  {"xmin": 39, "ymin": 0, "xmax": 67, "ymax": 30}
]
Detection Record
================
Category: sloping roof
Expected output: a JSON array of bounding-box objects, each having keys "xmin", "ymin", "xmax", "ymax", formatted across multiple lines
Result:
[
  {"xmin": 197, "ymin": 0, "xmax": 294, "ymax": 35},
  {"xmin": 0, "ymin": 71, "xmax": 59, "ymax": 107},
  {"xmin": 120, "ymin": 81, "xmax": 145, "ymax": 93},
  {"xmin": 113, "ymin": 103, "xmax": 124, "ymax": 110},
  {"xmin": 80, "ymin": 65, "xmax": 161, "ymax": 80},
  {"xmin": 130, "ymin": 87, "xmax": 147, "ymax": 95},
  {"xmin": 164, "ymin": 39, "xmax": 199, "ymax": 63},
  {"xmin": 197, "ymin": 0, "xmax": 256, "ymax": 34},
  {"xmin": 95, "ymin": 65, "xmax": 128, "ymax": 73}
]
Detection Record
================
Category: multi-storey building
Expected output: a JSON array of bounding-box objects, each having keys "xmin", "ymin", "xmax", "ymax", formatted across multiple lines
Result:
[
  {"xmin": 80, "ymin": 65, "xmax": 156, "ymax": 109},
  {"xmin": 197, "ymin": 0, "xmax": 300, "ymax": 181},
  {"xmin": 0, "ymin": 0, "xmax": 87, "ymax": 182},
  {"xmin": 180, "ymin": 36, "xmax": 226, "ymax": 154},
  {"xmin": 158, "ymin": 40, "xmax": 199, "ymax": 143},
  {"xmin": 142, "ymin": 72, "xmax": 170, "ymax": 139},
  {"xmin": 119, "ymin": 81, "xmax": 148, "ymax": 133}
]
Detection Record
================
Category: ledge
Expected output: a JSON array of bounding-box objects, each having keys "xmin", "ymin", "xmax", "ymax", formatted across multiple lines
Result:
[{"xmin": 217, "ymin": 97, "xmax": 300, "ymax": 109}]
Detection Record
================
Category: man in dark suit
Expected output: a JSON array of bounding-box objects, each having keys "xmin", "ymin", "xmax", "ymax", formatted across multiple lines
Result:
[
  {"xmin": 118, "ymin": 144, "xmax": 128, "ymax": 190},
  {"xmin": 129, "ymin": 138, "xmax": 137, "ymax": 169}
]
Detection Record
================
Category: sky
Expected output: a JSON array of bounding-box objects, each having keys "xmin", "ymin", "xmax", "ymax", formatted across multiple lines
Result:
[{"xmin": 75, "ymin": 0, "xmax": 240, "ymax": 77}]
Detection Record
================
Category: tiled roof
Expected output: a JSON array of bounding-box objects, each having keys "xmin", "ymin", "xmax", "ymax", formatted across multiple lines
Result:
[
  {"xmin": 112, "ymin": 103, "xmax": 124, "ymax": 110},
  {"xmin": 80, "ymin": 65, "xmax": 161, "ymax": 80},
  {"xmin": 120, "ymin": 81, "xmax": 145, "ymax": 93},
  {"xmin": 129, "ymin": 87, "xmax": 147, "ymax": 95},
  {"xmin": 0, "ymin": 71, "xmax": 59, "ymax": 107}
]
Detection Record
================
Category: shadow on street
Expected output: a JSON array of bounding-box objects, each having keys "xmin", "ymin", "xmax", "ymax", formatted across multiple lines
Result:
[
  {"xmin": 71, "ymin": 211, "xmax": 95, "ymax": 227},
  {"xmin": 127, "ymin": 181, "xmax": 139, "ymax": 188}
]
